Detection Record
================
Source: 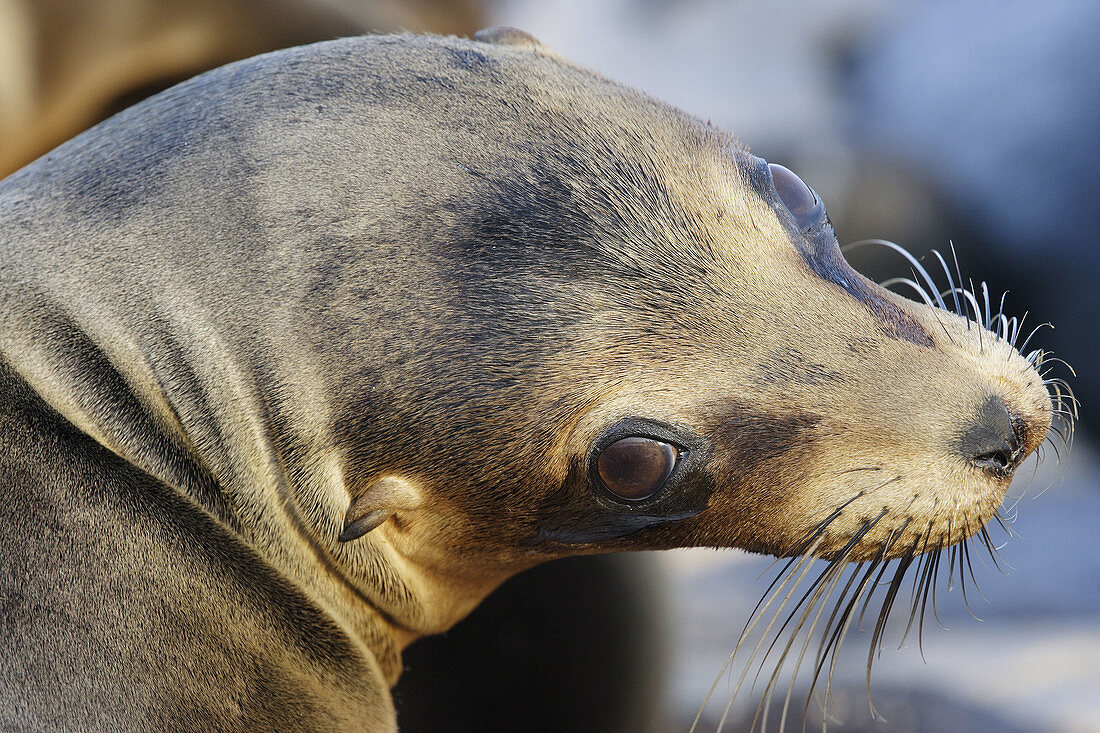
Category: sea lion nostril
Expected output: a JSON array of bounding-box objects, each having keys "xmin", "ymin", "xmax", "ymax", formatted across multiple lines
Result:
[
  {"xmin": 956, "ymin": 396, "xmax": 1023, "ymax": 474},
  {"xmin": 974, "ymin": 446, "xmax": 1012, "ymax": 471}
]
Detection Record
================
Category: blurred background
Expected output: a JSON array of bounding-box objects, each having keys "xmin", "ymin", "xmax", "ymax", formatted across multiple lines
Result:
[{"xmin": 2, "ymin": 0, "xmax": 1096, "ymax": 730}]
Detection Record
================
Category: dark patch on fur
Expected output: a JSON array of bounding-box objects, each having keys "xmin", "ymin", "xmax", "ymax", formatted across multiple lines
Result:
[
  {"xmin": 449, "ymin": 158, "xmax": 596, "ymax": 267},
  {"xmin": 847, "ymin": 335, "xmax": 880, "ymax": 355},
  {"xmin": 706, "ymin": 399, "xmax": 822, "ymax": 476},
  {"xmin": 413, "ymin": 73, "xmax": 457, "ymax": 92},
  {"xmin": 433, "ymin": 151, "xmax": 656, "ymax": 368},
  {"xmin": 754, "ymin": 346, "xmax": 849, "ymax": 386},
  {"xmin": 447, "ymin": 46, "xmax": 493, "ymax": 71},
  {"xmin": 438, "ymin": 133, "xmax": 727, "ymax": 348},
  {"xmin": 743, "ymin": 156, "xmax": 934, "ymax": 348},
  {"xmin": 803, "ymin": 243, "xmax": 935, "ymax": 348}
]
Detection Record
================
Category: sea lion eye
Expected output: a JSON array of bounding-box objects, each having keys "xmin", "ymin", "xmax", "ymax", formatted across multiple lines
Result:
[
  {"xmin": 768, "ymin": 163, "xmax": 820, "ymax": 229},
  {"xmin": 597, "ymin": 437, "xmax": 678, "ymax": 501}
]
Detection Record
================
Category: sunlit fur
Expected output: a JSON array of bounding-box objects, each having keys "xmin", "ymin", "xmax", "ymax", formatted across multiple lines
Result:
[
  {"xmin": 690, "ymin": 241, "xmax": 1075, "ymax": 732},
  {"xmin": 0, "ymin": 30, "xmax": 1066, "ymax": 731}
]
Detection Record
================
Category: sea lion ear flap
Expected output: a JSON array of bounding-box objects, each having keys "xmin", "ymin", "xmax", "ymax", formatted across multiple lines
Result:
[{"xmin": 338, "ymin": 475, "xmax": 423, "ymax": 543}]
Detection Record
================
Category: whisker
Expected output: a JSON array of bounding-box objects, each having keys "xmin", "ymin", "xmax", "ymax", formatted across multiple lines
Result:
[
  {"xmin": 844, "ymin": 239, "xmax": 948, "ymax": 310},
  {"xmin": 991, "ymin": 511, "xmax": 1015, "ymax": 538},
  {"xmin": 977, "ymin": 525, "xmax": 1008, "ymax": 573},
  {"xmin": 880, "ymin": 277, "xmax": 935, "ymax": 307},
  {"xmin": 804, "ymin": 560, "xmax": 870, "ymax": 725},
  {"xmin": 1040, "ymin": 357, "xmax": 1077, "ymax": 375},
  {"xmin": 699, "ymin": 504, "xmax": 899, "ymax": 733},
  {"xmin": 985, "ymin": 280, "xmax": 994, "ymax": 330},
  {"xmin": 816, "ymin": 559, "xmax": 882, "ymax": 728},
  {"xmin": 1015, "ymin": 321, "xmax": 1052, "ymax": 356},
  {"xmin": 931, "ymin": 249, "xmax": 962, "ymax": 317},
  {"xmin": 705, "ymin": 530, "xmax": 836, "ymax": 731},
  {"xmin": 958, "ymin": 284, "xmax": 984, "ymax": 336},
  {"xmin": 766, "ymin": 557, "xmax": 852, "ymax": 732},
  {"xmin": 1008, "ymin": 309, "xmax": 1027, "ymax": 350},
  {"xmin": 917, "ymin": 544, "xmax": 944, "ymax": 657},
  {"xmin": 957, "ymin": 533, "xmax": 985, "ymax": 618},
  {"xmin": 899, "ymin": 523, "xmax": 936, "ymax": 655},
  {"xmin": 948, "ymin": 242, "xmax": 967, "ymax": 317},
  {"xmin": 691, "ymin": 230, "xmax": 1073, "ymax": 729},
  {"xmin": 714, "ymin": 551, "xmax": 821, "ymax": 732},
  {"xmin": 980, "ymin": 281, "xmax": 992, "ymax": 331}
]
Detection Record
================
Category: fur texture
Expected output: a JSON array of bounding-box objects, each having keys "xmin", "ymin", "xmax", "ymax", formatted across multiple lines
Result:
[{"xmin": 0, "ymin": 32, "xmax": 1051, "ymax": 730}]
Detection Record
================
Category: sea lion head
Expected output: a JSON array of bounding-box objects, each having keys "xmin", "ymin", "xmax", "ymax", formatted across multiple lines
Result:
[
  {"xmin": 0, "ymin": 30, "xmax": 1065, "ymax": 689},
  {"xmin": 317, "ymin": 32, "xmax": 1057, "ymax": 580}
]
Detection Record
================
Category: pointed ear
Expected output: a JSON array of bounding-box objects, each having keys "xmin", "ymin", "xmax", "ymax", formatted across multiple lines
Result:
[{"xmin": 338, "ymin": 475, "xmax": 423, "ymax": 543}]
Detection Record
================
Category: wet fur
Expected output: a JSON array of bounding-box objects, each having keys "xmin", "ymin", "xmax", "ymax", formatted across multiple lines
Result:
[{"xmin": 0, "ymin": 32, "xmax": 1059, "ymax": 730}]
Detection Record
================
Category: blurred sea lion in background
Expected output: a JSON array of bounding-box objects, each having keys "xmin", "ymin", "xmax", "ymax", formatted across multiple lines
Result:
[{"xmin": 0, "ymin": 0, "xmax": 484, "ymax": 176}]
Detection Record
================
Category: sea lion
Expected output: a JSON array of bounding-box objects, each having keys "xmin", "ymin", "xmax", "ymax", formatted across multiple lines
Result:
[{"xmin": 0, "ymin": 29, "xmax": 1060, "ymax": 731}]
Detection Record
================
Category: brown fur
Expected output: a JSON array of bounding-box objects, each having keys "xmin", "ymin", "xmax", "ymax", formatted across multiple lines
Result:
[{"xmin": 0, "ymin": 30, "xmax": 1052, "ymax": 730}]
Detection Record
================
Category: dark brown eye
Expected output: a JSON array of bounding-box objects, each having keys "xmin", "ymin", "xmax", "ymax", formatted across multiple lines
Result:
[
  {"xmin": 768, "ymin": 163, "xmax": 820, "ymax": 229},
  {"xmin": 596, "ymin": 437, "xmax": 678, "ymax": 501}
]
